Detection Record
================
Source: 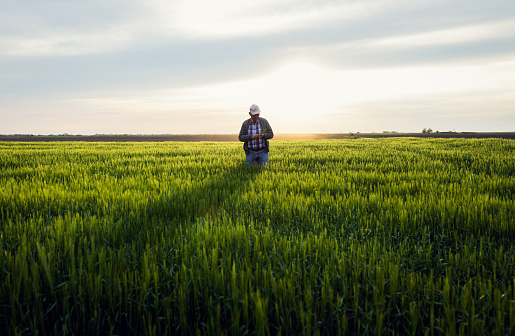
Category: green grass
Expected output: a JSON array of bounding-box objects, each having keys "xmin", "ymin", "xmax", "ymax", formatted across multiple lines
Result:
[{"xmin": 1, "ymin": 138, "xmax": 514, "ymax": 335}]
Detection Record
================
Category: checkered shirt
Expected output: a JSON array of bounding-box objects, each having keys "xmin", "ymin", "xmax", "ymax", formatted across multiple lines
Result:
[{"xmin": 248, "ymin": 120, "xmax": 265, "ymax": 150}]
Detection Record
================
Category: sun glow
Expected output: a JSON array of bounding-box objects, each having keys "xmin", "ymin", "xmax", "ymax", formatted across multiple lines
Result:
[
  {"xmin": 177, "ymin": 60, "xmax": 504, "ymax": 131},
  {"xmin": 193, "ymin": 62, "xmax": 343, "ymax": 125}
]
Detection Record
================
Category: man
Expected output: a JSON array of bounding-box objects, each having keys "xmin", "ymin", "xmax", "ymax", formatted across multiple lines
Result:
[{"xmin": 238, "ymin": 104, "xmax": 274, "ymax": 165}]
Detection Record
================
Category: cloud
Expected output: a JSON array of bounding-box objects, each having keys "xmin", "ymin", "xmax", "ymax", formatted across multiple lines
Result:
[
  {"xmin": 167, "ymin": 0, "xmax": 394, "ymax": 39},
  {"xmin": 367, "ymin": 20, "xmax": 515, "ymax": 47},
  {"xmin": 0, "ymin": 1, "xmax": 159, "ymax": 57},
  {"xmin": 1, "ymin": 0, "xmax": 515, "ymax": 134},
  {"xmin": 0, "ymin": 32, "xmax": 132, "ymax": 57}
]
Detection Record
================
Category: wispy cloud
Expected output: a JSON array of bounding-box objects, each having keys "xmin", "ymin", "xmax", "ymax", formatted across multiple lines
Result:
[
  {"xmin": 0, "ymin": 31, "xmax": 133, "ymax": 57},
  {"xmin": 167, "ymin": 0, "xmax": 395, "ymax": 39},
  {"xmin": 367, "ymin": 20, "xmax": 515, "ymax": 48}
]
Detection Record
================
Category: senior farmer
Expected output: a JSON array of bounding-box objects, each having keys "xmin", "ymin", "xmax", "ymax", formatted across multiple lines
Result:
[{"xmin": 238, "ymin": 104, "xmax": 274, "ymax": 165}]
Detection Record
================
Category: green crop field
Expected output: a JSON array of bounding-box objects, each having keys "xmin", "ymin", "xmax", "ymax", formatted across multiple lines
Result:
[{"xmin": 1, "ymin": 138, "xmax": 514, "ymax": 335}]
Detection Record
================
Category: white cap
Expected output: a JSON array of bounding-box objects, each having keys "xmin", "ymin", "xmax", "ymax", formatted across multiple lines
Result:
[{"xmin": 249, "ymin": 104, "xmax": 261, "ymax": 115}]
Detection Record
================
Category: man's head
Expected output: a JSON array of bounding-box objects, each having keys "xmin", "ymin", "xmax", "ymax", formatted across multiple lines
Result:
[{"xmin": 249, "ymin": 104, "xmax": 260, "ymax": 122}]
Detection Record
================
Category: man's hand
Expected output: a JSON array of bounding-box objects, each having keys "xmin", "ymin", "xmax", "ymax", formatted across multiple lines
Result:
[{"xmin": 252, "ymin": 134, "xmax": 261, "ymax": 139}]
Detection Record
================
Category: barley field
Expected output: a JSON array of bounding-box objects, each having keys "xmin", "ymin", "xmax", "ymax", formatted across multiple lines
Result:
[{"xmin": 1, "ymin": 138, "xmax": 514, "ymax": 335}]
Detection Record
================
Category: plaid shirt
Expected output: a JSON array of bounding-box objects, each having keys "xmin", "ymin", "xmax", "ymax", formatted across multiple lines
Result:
[{"xmin": 248, "ymin": 120, "xmax": 265, "ymax": 150}]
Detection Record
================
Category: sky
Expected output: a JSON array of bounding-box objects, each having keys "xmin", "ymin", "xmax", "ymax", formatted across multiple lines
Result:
[{"xmin": 1, "ymin": 0, "xmax": 514, "ymax": 135}]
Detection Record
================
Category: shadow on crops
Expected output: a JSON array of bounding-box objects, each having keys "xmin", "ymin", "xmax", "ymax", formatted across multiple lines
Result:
[{"xmin": 151, "ymin": 162, "xmax": 265, "ymax": 224}]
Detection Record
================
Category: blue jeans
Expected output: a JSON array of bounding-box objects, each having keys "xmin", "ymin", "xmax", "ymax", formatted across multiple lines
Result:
[{"xmin": 246, "ymin": 149, "xmax": 268, "ymax": 165}]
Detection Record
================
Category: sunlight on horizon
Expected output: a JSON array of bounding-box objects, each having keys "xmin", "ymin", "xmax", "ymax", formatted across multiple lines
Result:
[
  {"xmin": 45, "ymin": 59, "xmax": 511, "ymax": 134},
  {"xmin": 173, "ymin": 60, "xmax": 508, "ymax": 128},
  {"xmin": 4, "ymin": 58, "xmax": 511, "ymax": 135}
]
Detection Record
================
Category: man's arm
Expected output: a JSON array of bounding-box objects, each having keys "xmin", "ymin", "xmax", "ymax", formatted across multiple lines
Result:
[
  {"xmin": 238, "ymin": 120, "xmax": 252, "ymax": 142},
  {"xmin": 261, "ymin": 118, "xmax": 274, "ymax": 140}
]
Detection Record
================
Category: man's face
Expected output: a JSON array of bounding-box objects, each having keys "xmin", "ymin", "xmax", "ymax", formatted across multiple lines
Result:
[{"xmin": 249, "ymin": 112, "xmax": 259, "ymax": 122}]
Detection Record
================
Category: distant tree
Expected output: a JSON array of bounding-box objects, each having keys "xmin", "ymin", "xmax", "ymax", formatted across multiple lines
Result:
[
  {"xmin": 427, "ymin": 128, "xmax": 433, "ymax": 133},
  {"xmin": 422, "ymin": 128, "xmax": 427, "ymax": 134}
]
